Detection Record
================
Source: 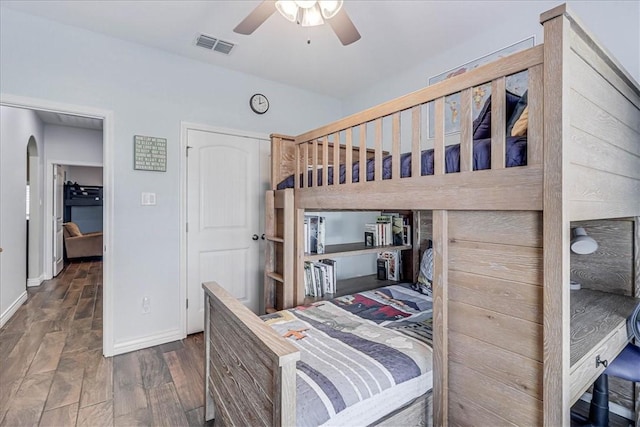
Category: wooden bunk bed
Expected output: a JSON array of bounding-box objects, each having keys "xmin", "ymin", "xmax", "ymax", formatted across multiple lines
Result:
[{"xmin": 203, "ymin": 4, "xmax": 640, "ymax": 426}]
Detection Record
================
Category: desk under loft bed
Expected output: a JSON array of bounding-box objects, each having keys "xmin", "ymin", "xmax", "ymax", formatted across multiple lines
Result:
[{"xmin": 203, "ymin": 4, "xmax": 639, "ymax": 426}]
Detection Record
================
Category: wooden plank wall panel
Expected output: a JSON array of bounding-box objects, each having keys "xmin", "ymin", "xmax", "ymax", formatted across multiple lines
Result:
[
  {"xmin": 448, "ymin": 330, "xmax": 543, "ymax": 399},
  {"xmin": 570, "ymin": 219, "xmax": 633, "ymax": 295},
  {"xmin": 566, "ymin": 50, "xmax": 640, "ymax": 221},
  {"xmin": 449, "ymin": 362, "xmax": 542, "ymax": 427},
  {"xmin": 448, "ymin": 300, "xmax": 542, "ymax": 361},
  {"xmin": 448, "ymin": 270, "xmax": 542, "ymax": 324},
  {"xmin": 448, "ymin": 240, "xmax": 542, "ymax": 285},
  {"xmin": 417, "ymin": 210, "xmax": 433, "ymax": 252},
  {"xmin": 446, "ymin": 211, "xmax": 543, "ymax": 426}
]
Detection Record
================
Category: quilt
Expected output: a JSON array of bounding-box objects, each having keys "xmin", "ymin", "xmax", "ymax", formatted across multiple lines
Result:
[{"xmin": 263, "ymin": 284, "xmax": 433, "ymax": 426}]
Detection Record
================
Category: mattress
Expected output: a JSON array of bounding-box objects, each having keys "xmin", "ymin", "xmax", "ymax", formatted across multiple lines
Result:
[
  {"xmin": 276, "ymin": 136, "xmax": 527, "ymax": 189},
  {"xmin": 262, "ymin": 284, "xmax": 433, "ymax": 427}
]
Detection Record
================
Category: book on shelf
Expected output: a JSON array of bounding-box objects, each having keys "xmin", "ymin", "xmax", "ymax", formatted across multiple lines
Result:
[
  {"xmin": 364, "ymin": 224, "xmax": 378, "ymax": 246},
  {"xmin": 304, "ymin": 216, "xmax": 310, "ymax": 254},
  {"xmin": 402, "ymin": 225, "xmax": 411, "ymax": 246},
  {"xmin": 303, "ymin": 259, "xmax": 337, "ymax": 296},
  {"xmin": 365, "ymin": 213, "xmax": 410, "ymax": 247},
  {"xmin": 305, "ymin": 215, "xmax": 326, "ymax": 254},
  {"xmin": 376, "ymin": 258, "xmax": 388, "ymax": 280},
  {"xmin": 376, "ymin": 215, "xmax": 393, "ymax": 246},
  {"xmin": 378, "ymin": 250, "xmax": 401, "ymax": 281}
]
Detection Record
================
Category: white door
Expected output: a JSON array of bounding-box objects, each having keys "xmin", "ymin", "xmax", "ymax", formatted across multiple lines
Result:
[
  {"xmin": 186, "ymin": 129, "xmax": 262, "ymax": 334},
  {"xmin": 53, "ymin": 165, "xmax": 64, "ymax": 276}
]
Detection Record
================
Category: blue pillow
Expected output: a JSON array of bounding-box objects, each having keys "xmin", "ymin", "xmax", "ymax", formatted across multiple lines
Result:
[{"xmin": 472, "ymin": 91, "xmax": 522, "ymax": 140}]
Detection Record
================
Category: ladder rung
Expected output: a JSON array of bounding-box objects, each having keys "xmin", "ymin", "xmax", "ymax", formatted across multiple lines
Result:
[{"xmin": 267, "ymin": 272, "xmax": 284, "ymax": 283}]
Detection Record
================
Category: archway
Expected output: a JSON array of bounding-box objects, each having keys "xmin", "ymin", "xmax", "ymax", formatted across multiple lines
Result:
[{"xmin": 26, "ymin": 136, "xmax": 42, "ymax": 287}]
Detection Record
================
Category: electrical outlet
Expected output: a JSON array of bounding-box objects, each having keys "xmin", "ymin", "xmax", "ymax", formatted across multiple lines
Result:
[{"xmin": 142, "ymin": 296, "xmax": 151, "ymax": 314}]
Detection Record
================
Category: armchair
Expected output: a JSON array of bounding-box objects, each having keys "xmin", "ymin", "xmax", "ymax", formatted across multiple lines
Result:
[{"xmin": 62, "ymin": 222, "xmax": 103, "ymax": 259}]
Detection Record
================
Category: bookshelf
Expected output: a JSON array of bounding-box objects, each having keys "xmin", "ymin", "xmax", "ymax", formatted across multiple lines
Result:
[
  {"xmin": 264, "ymin": 191, "xmax": 418, "ymax": 312},
  {"xmin": 294, "ymin": 209, "xmax": 417, "ymax": 306}
]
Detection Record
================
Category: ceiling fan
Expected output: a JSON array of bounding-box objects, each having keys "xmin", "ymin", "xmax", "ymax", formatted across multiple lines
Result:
[{"xmin": 233, "ymin": 0, "xmax": 361, "ymax": 46}]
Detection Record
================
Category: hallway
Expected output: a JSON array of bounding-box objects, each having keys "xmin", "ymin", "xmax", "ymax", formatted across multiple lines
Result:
[{"xmin": 0, "ymin": 260, "xmax": 212, "ymax": 426}]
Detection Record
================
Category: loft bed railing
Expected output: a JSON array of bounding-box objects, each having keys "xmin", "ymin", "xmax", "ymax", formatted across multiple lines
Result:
[{"xmin": 281, "ymin": 45, "xmax": 544, "ymax": 211}]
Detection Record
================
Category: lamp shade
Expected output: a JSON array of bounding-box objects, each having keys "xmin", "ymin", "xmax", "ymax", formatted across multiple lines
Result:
[
  {"xmin": 570, "ymin": 227, "xmax": 598, "ymax": 255},
  {"xmin": 275, "ymin": 1, "xmax": 298, "ymax": 22},
  {"xmin": 300, "ymin": 4, "xmax": 324, "ymax": 26},
  {"xmin": 319, "ymin": 0, "xmax": 343, "ymax": 19}
]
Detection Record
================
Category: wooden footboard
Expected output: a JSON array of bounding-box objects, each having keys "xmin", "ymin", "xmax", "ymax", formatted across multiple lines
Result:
[{"xmin": 202, "ymin": 281, "xmax": 300, "ymax": 426}]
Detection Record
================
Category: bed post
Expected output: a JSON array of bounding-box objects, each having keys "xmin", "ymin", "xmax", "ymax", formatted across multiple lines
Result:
[
  {"xmin": 270, "ymin": 134, "xmax": 296, "ymax": 190},
  {"xmin": 540, "ymin": 4, "xmax": 571, "ymax": 426},
  {"xmin": 432, "ymin": 210, "xmax": 449, "ymax": 426},
  {"xmin": 204, "ymin": 293, "xmax": 216, "ymax": 421}
]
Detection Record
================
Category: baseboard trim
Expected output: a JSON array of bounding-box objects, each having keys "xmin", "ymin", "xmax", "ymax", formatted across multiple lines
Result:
[
  {"xmin": 26, "ymin": 274, "xmax": 45, "ymax": 287},
  {"xmin": 580, "ymin": 392, "xmax": 634, "ymax": 421},
  {"xmin": 112, "ymin": 328, "xmax": 184, "ymax": 356},
  {"xmin": 0, "ymin": 291, "xmax": 28, "ymax": 328}
]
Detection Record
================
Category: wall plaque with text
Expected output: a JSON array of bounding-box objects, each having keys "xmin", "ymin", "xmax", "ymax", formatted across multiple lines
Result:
[{"xmin": 134, "ymin": 135, "xmax": 167, "ymax": 172}]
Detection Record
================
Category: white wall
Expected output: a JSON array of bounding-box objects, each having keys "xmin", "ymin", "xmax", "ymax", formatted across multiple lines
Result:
[
  {"xmin": 0, "ymin": 7, "xmax": 343, "ymax": 351},
  {"xmin": 341, "ymin": 1, "xmax": 640, "ymax": 115},
  {"xmin": 0, "ymin": 106, "xmax": 44, "ymax": 326},
  {"xmin": 66, "ymin": 166, "xmax": 103, "ymax": 186},
  {"xmin": 44, "ymin": 125, "xmax": 103, "ymax": 166}
]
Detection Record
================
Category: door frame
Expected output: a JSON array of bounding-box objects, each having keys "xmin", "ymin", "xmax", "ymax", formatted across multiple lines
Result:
[
  {"xmin": 0, "ymin": 93, "xmax": 115, "ymax": 357},
  {"xmin": 47, "ymin": 160, "xmax": 104, "ymax": 278},
  {"xmin": 179, "ymin": 122, "xmax": 269, "ymax": 335}
]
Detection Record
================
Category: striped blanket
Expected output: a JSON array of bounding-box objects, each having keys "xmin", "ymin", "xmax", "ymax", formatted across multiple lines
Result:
[{"xmin": 263, "ymin": 284, "xmax": 433, "ymax": 426}]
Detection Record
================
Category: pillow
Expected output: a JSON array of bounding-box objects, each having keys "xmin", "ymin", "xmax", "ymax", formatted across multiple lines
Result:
[
  {"xmin": 506, "ymin": 90, "xmax": 528, "ymax": 136},
  {"xmin": 472, "ymin": 91, "xmax": 522, "ymax": 140},
  {"xmin": 511, "ymin": 106, "xmax": 529, "ymax": 137},
  {"xmin": 414, "ymin": 247, "xmax": 434, "ymax": 296},
  {"xmin": 64, "ymin": 222, "xmax": 83, "ymax": 237}
]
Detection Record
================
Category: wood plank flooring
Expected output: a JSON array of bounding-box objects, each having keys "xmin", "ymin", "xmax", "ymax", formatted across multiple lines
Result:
[
  {"xmin": 0, "ymin": 260, "xmax": 213, "ymax": 427},
  {"xmin": 3, "ymin": 260, "xmax": 632, "ymax": 426}
]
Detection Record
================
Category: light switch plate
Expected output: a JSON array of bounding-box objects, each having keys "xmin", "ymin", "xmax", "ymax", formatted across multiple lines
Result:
[{"xmin": 141, "ymin": 192, "xmax": 156, "ymax": 206}]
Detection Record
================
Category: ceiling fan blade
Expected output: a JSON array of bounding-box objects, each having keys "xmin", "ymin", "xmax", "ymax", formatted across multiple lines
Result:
[
  {"xmin": 233, "ymin": 1, "xmax": 277, "ymax": 35},
  {"xmin": 327, "ymin": 7, "xmax": 361, "ymax": 46}
]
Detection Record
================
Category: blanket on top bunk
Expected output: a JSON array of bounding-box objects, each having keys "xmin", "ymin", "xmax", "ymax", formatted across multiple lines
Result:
[
  {"xmin": 263, "ymin": 284, "xmax": 433, "ymax": 427},
  {"xmin": 276, "ymin": 135, "xmax": 527, "ymax": 189}
]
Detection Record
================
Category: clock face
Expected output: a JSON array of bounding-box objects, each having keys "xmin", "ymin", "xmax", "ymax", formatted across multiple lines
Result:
[{"xmin": 250, "ymin": 93, "xmax": 269, "ymax": 114}]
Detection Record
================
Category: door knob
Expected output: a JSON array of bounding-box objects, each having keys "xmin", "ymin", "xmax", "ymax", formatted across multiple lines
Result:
[{"xmin": 252, "ymin": 234, "xmax": 259, "ymax": 241}]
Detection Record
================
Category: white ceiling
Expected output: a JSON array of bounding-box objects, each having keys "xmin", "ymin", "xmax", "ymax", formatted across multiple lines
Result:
[
  {"xmin": 35, "ymin": 111, "xmax": 103, "ymax": 130},
  {"xmin": 2, "ymin": 0, "xmax": 560, "ymax": 99}
]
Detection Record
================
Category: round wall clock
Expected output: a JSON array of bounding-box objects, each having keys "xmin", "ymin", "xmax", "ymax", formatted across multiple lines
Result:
[{"xmin": 250, "ymin": 93, "xmax": 269, "ymax": 114}]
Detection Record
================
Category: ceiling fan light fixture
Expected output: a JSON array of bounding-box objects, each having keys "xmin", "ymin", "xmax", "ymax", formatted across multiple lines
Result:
[
  {"xmin": 300, "ymin": 4, "xmax": 324, "ymax": 27},
  {"xmin": 294, "ymin": 0, "xmax": 316, "ymax": 9},
  {"xmin": 318, "ymin": 0, "xmax": 343, "ymax": 19},
  {"xmin": 275, "ymin": 1, "xmax": 299, "ymax": 22}
]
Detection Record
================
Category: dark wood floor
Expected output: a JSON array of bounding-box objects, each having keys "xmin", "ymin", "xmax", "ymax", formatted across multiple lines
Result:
[{"xmin": 0, "ymin": 260, "xmax": 213, "ymax": 427}]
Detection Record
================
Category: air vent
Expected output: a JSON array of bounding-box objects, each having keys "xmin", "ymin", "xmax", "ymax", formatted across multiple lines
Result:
[
  {"xmin": 214, "ymin": 40, "xmax": 234, "ymax": 55},
  {"xmin": 196, "ymin": 34, "xmax": 217, "ymax": 50},
  {"xmin": 195, "ymin": 34, "xmax": 235, "ymax": 55}
]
